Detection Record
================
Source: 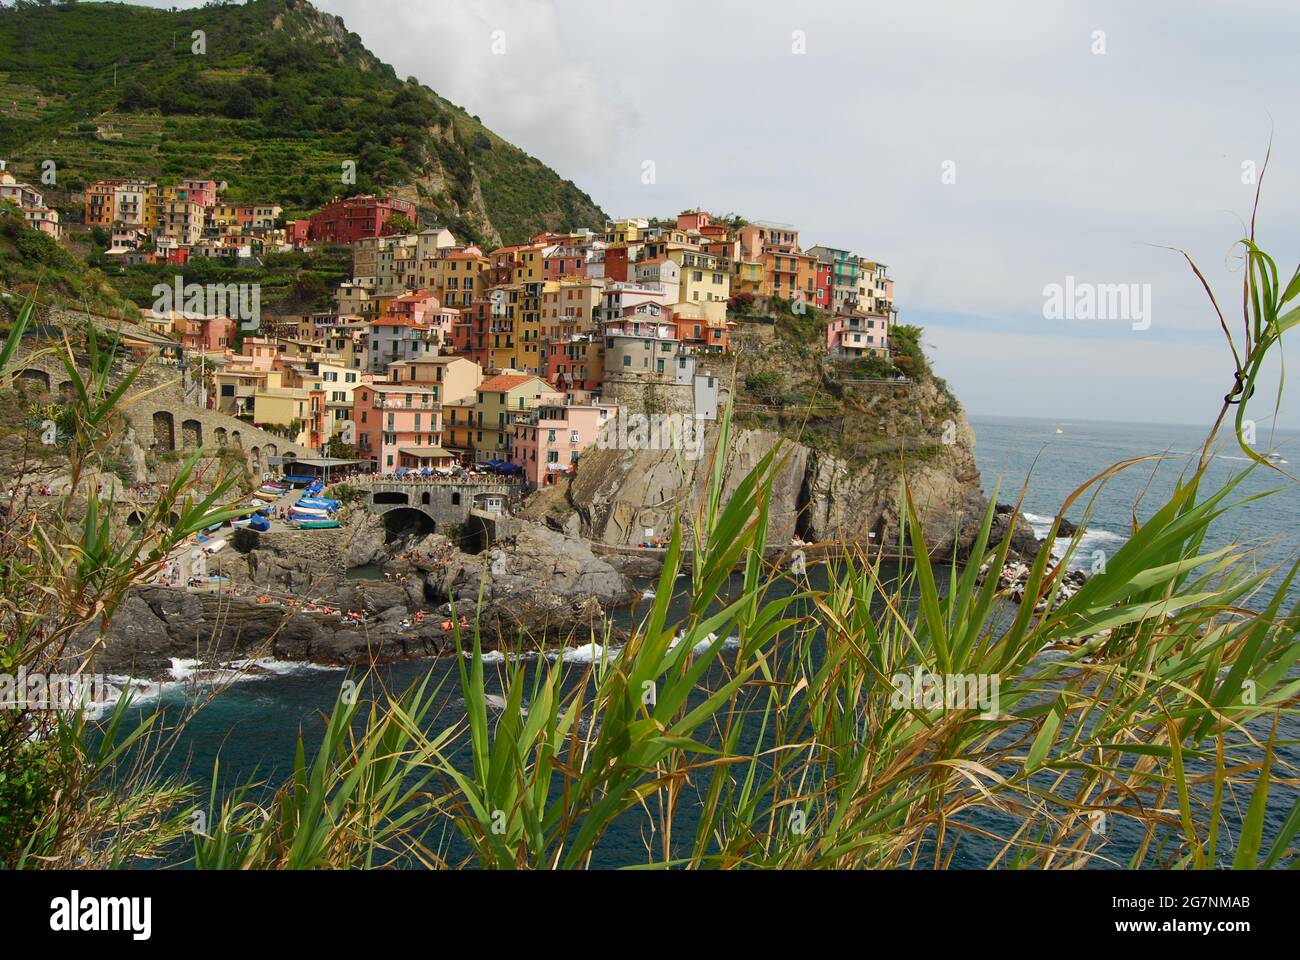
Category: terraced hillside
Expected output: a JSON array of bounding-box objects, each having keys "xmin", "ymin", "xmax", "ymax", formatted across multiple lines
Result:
[{"xmin": 0, "ymin": 0, "xmax": 606, "ymax": 246}]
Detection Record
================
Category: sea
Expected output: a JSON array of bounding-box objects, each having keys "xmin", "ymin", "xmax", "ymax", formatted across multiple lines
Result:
[{"xmin": 127, "ymin": 416, "xmax": 1300, "ymax": 868}]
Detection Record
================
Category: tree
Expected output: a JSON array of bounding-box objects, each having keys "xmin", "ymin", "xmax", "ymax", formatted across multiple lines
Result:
[{"xmin": 224, "ymin": 85, "xmax": 255, "ymax": 120}]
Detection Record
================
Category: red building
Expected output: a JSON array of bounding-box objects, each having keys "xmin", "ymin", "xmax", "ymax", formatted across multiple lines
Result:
[
  {"xmin": 286, "ymin": 220, "xmax": 311, "ymax": 245},
  {"xmin": 814, "ymin": 262, "xmax": 833, "ymax": 308},
  {"xmin": 603, "ymin": 244, "xmax": 632, "ymax": 282},
  {"xmin": 307, "ymin": 196, "xmax": 417, "ymax": 245}
]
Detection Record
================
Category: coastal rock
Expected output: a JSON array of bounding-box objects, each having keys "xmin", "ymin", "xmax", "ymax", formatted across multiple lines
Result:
[
  {"xmin": 991, "ymin": 504, "xmax": 1044, "ymax": 560},
  {"xmin": 343, "ymin": 511, "xmax": 388, "ymax": 567},
  {"xmin": 426, "ymin": 521, "xmax": 629, "ymax": 607}
]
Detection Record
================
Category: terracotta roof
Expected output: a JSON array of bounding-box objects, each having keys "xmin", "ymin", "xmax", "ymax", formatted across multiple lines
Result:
[{"xmin": 479, "ymin": 373, "xmax": 546, "ymax": 392}]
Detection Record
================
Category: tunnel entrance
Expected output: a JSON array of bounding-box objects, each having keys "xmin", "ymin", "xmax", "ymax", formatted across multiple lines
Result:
[{"xmin": 382, "ymin": 508, "xmax": 435, "ymax": 544}]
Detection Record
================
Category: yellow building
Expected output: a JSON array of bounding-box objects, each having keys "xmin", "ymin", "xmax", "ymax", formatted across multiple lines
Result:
[
  {"xmin": 602, "ymin": 218, "xmax": 649, "ymax": 245},
  {"xmin": 442, "ymin": 395, "xmax": 478, "ymax": 457},
  {"xmin": 252, "ymin": 386, "xmax": 313, "ymax": 444},
  {"xmin": 414, "ymin": 249, "xmax": 489, "ymax": 309},
  {"xmin": 216, "ymin": 366, "xmax": 285, "ymax": 419},
  {"xmin": 487, "ymin": 284, "xmax": 521, "ymax": 372},
  {"xmin": 386, "ymin": 355, "xmax": 481, "ymax": 401},
  {"xmin": 305, "ymin": 360, "xmax": 363, "ymax": 440},
  {"xmin": 670, "ymin": 249, "xmax": 732, "ymax": 305},
  {"xmin": 514, "ymin": 282, "xmax": 545, "ymax": 376},
  {"xmin": 732, "ymin": 260, "xmax": 765, "ymax": 297},
  {"xmin": 472, "ymin": 372, "xmax": 551, "ymax": 463}
]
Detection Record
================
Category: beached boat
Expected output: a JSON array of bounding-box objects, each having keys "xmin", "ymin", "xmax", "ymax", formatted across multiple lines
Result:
[
  {"xmin": 297, "ymin": 497, "xmax": 340, "ymax": 510},
  {"xmin": 292, "ymin": 518, "xmax": 341, "ymax": 530},
  {"xmin": 290, "ymin": 506, "xmax": 332, "ymax": 519}
]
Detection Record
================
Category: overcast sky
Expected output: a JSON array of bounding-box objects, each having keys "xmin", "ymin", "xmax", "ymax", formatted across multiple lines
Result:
[{"xmin": 128, "ymin": 0, "xmax": 1300, "ymax": 427}]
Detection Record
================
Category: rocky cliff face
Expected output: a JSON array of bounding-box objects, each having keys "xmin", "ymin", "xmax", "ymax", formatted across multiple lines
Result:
[{"xmin": 524, "ymin": 376, "xmax": 998, "ymax": 558}]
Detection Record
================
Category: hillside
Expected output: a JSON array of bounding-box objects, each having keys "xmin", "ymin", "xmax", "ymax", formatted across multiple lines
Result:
[
  {"xmin": 0, "ymin": 201, "xmax": 134, "ymax": 317},
  {"xmin": 0, "ymin": 0, "xmax": 606, "ymax": 246}
]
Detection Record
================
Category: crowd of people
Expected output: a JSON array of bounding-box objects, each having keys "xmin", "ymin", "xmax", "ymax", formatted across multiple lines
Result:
[{"xmin": 328, "ymin": 465, "xmax": 525, "ymax": 486}]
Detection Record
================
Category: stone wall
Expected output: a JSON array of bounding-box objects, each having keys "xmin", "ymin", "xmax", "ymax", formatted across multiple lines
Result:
[
  {"xmin": 602, "ymin": 362, "xmax": 734, "ymax": 419},
  {"xmin": 10, "ymin": 348, "xmax": 314, "ymax": 474}
]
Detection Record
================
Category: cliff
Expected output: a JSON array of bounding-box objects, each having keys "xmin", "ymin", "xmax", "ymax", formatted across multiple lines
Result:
[{"xmin": 523, "ymin": 321, "xmax": 1028, "ymax": 559}]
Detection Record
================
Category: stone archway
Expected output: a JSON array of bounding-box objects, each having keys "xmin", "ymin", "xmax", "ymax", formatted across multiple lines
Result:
[
  {"xmin": 59, "ymin": 381, "xmax": 76, "ymax": 402},
  {"xmin": 373, "ymin": 491, "xmax": 409, "ymax": 506},
  {"xmin": 381, "ymin": 507, "xmax": 435, "ymax": 541},
  {"xmin": 231, "ymin": 430, "xmax": 242, "ymax": 448},
  {"xmin": 152, "ymin": 411, "xmax": 175, "ymax": 451},
  {"xmin": 265, "ymin": 442, "xmax": 278, "ymax": 460},
  {"xmin": 182, "ymin": 418, "xmax": 203, "ymax": 449},
  {"xmin": 249, "ymin": 446, "xmax": 262, "ymax": 473},
  {"xmin": 214, "ymin": 427, "xmax": 227, "ymax": 447}
]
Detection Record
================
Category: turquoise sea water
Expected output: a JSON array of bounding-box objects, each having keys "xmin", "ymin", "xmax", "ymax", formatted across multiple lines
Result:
[{"xmin": 134, "ymin": 416, "xmax": 1299, "ymax": 867}]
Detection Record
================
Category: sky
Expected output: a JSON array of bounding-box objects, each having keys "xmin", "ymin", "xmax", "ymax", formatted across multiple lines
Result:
[{"xmin": 125, "ymin": 0, "xmax": 1300, "ymax": 427}]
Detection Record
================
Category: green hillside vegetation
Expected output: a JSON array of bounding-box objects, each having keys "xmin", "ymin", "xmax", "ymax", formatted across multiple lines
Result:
[
  {"xmin": 88, "ymin": 243, "xmax": 352, "ymax": 321},
  {"xmin": 727, "ymin": 296, "xmax": 960, "ymax": 462},
  {"xmin": 0, "ymin": 0, "xmax": 606, "ymax": 246},
  {"xmin": 0, "ymin": 202, "xmax": 134, "ymax": 318}
]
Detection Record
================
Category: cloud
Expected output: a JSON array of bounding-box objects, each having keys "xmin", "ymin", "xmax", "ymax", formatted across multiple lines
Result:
[{"xmin": 312, "ymin": 0, "xmax": 638, "ymax": 178}]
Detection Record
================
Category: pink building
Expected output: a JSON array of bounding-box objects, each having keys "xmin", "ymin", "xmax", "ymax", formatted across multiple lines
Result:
[
  {"xmin": 352, "ymin": 382, "xmax": 447, "ymax": 472},
  {"xmin": 181, "ymin": 179, "xmax": 220, "ymax": 208},
  {"xmin": 542, "ymin": 244, "xmax": 591, "ymax": 280},
  {"xmin": 182, "ymin": 314, "xmax": 237, "ymax": 352},
  {"xmin": 510, "ymin": 393, "xmax": 617, "ymax": 486},
  {"xmin": 825, "ymin": 311, "xmax": 889, "ymax": 359}
]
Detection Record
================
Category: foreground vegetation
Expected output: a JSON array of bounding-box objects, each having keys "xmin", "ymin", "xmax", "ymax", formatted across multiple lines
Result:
[{"xmin": 1, "ymin": 219, "xmax": 1298, "ymax": 868}]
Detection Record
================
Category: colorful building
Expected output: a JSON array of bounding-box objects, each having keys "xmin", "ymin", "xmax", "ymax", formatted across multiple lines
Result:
[
  {"xmin": 511, "ymin": 395, "xmax": 617, "ymax": 486},
  {"xmin": 308, "ymin": 195, "xmax": 417, "ymax": 245},
  {"xmin": 352, "ymin": 381, "xmax": 445, "ymax": 472},
  {"xmin": 471, "ymin": 372, "xmax": 552, "ymax": 465},
  {"xmin": 826, "ymin": 311, "xmax": 889, "ymax": 359}
]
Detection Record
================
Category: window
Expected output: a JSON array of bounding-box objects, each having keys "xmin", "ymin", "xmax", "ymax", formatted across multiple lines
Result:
[{"xmin": 623, "ymin": 355, "xmax": 631, "ymax": 367}]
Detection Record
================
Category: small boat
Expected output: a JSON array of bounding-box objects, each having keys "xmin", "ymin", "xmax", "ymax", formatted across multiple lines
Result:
[
  {"xmin": 292, "ymin": 518, "xmax": 341, "ymax": 530},
  {"xmin": 290, "ymin": 506, "xmax": 332, "ymax": 519},
  {"xmin": 297, "ymin": 497, "xmax": 340, "ymax": 510},
  {"xmin": 233, "ymin": 514, "xmax": 271, "ymax": 532}
]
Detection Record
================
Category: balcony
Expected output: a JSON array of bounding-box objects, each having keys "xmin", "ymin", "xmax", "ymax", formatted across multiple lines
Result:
[{"xmin": 374, "ymin": 398, "xmax": 434, "ymax": 410}]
